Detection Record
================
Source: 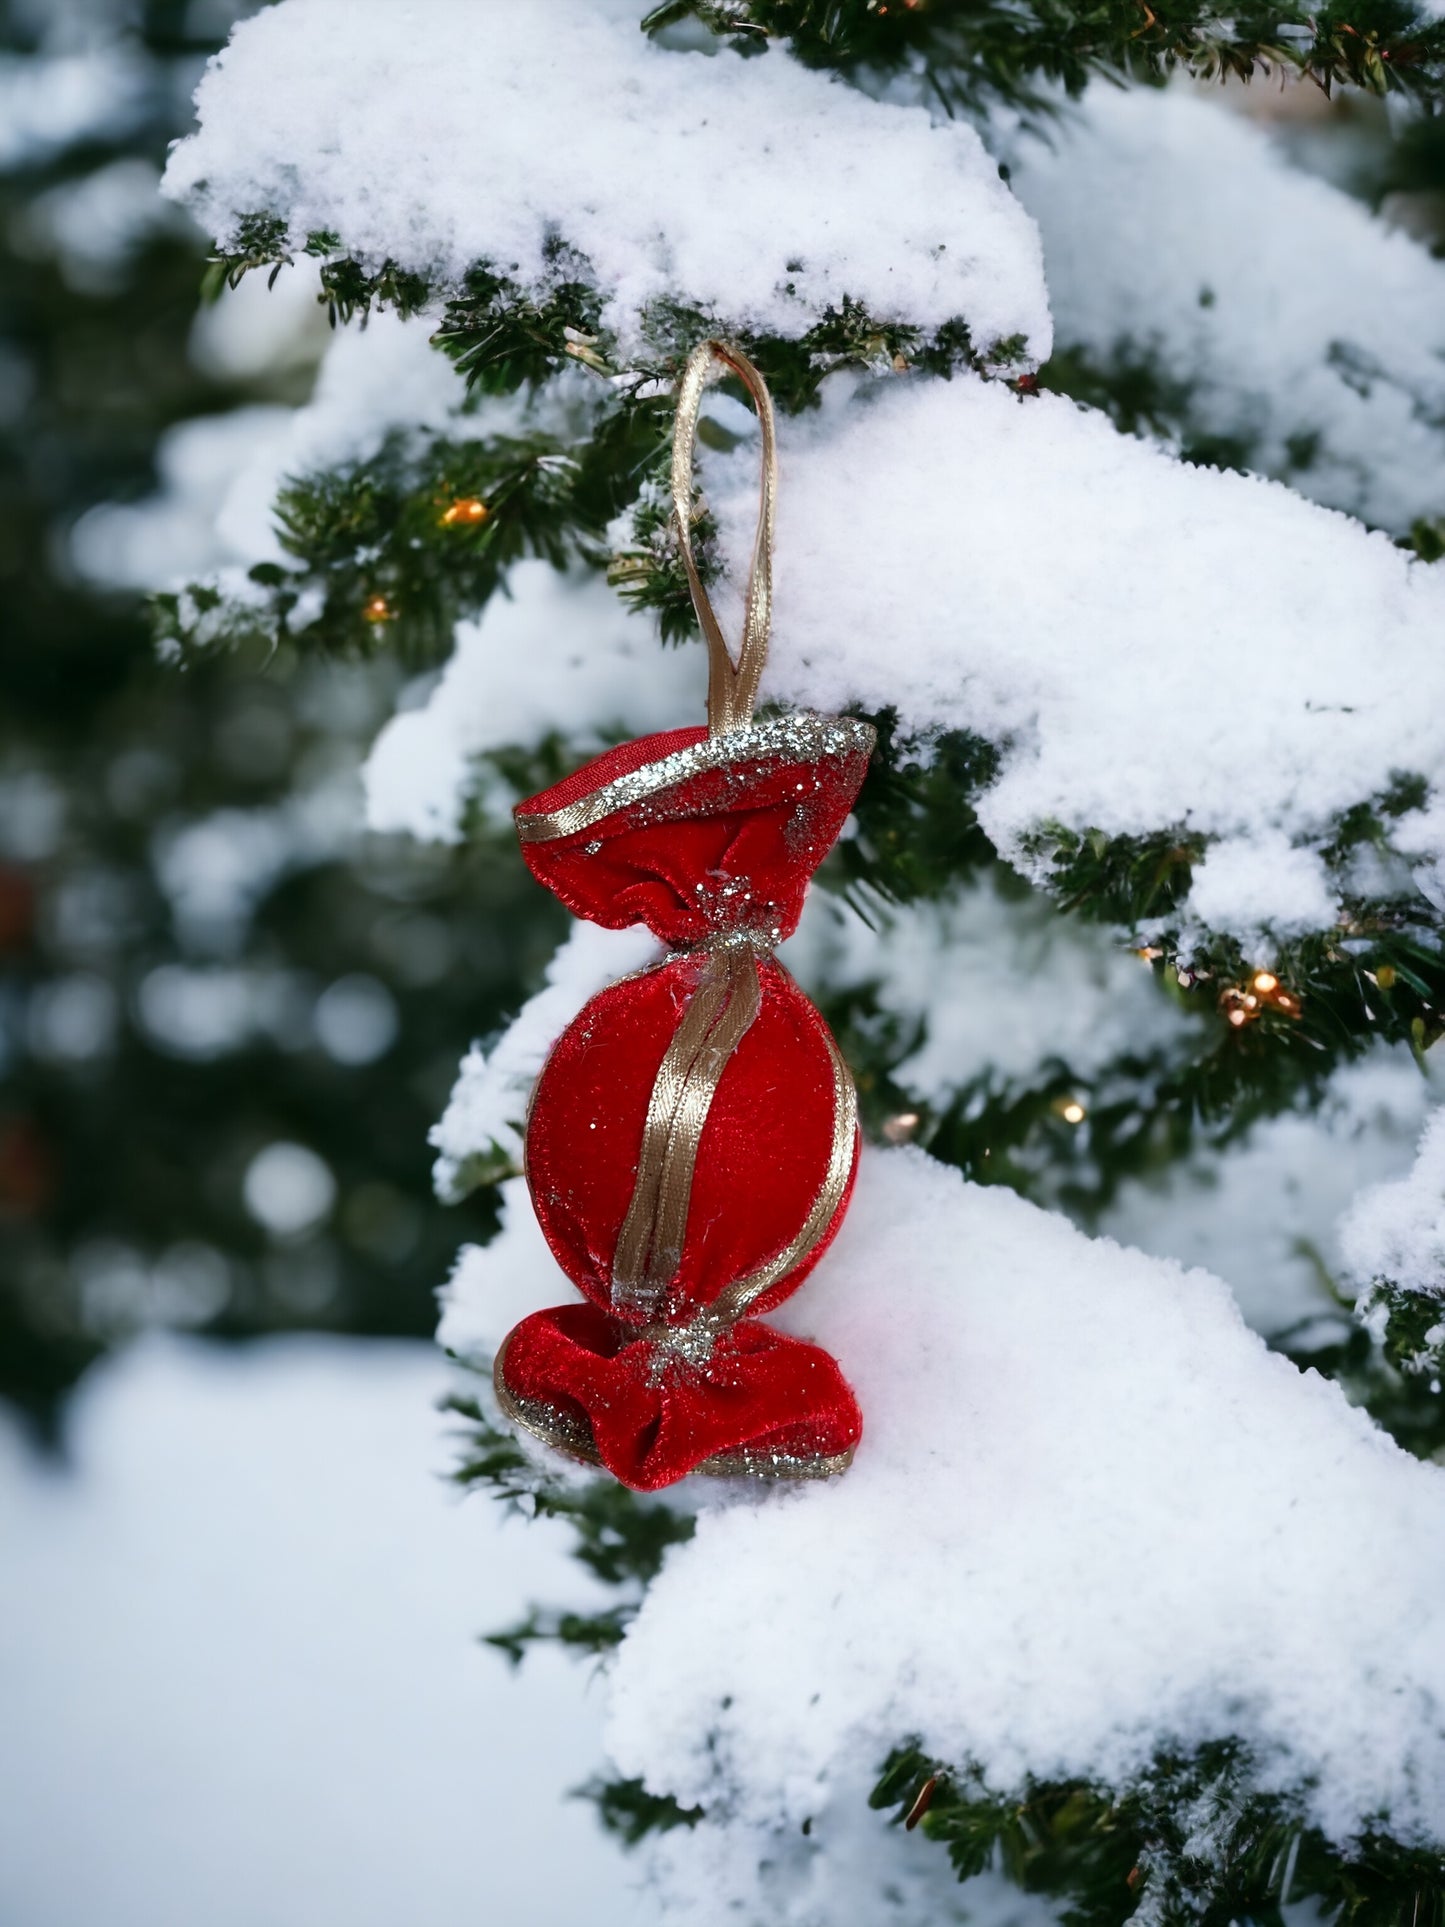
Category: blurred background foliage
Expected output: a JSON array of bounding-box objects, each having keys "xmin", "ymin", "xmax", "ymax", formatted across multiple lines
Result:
[
  {"xmin": 3, "ymin": 0, "xmax": 1443, "ymax": 1442},
  {"xmin": 0, "ymin": 0, "xmax": 562, "ymax": 1436}
]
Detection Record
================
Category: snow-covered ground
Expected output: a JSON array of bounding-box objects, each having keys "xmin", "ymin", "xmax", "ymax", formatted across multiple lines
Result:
[{"xmin": 0, "ymin": 1336, "xmax": 651, "ymax": 1927}]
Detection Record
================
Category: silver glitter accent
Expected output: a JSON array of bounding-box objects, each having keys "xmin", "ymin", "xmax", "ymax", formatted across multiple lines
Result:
[{"xmin": 514, "ymin": 713, "xmax": 875, "ymax": 844}]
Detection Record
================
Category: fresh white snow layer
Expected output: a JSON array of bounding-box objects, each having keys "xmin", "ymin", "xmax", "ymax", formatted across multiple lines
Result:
[
  {"xmin": 781, "ymin": 874, "xmax": 1195, "ymax": 1103},
  {"xmin": 1102, "ymin": 1046, "xmax": 1441, "ymax": 1336},
  {"xmin": 74, "ymin": 308, "xmax": 462, "ymax": 593},
  {"xmin": 0, "ymin": 1336, "xmax": 649, "ymax": 1927},
  {"xmin": 1341, "ymin": 1104, "xmax": 1445, "ymax": 1309},
  {"xmin": 441, "ymin": 1148, "xmax": 1445, "ymax": 1904},
  {"xmin": 1181, "ymin": 832, "xmax": 1340, "ymax": 962},
  {"xmin": 163, "ymin": 0, "xmax": 1049, "ymax": 361},
  {"xmin": 431, "ymin": 920, "xmax": 660, "ymax": 1200},
  {"xmin": 698, "ymin": 370, "xmax": 1445, "ymax": 937},
  {"xmin": 366, "ymin": 564, "xmax": 700, "ymax": 842},
  {"xmin": 1010, "ymin": 85, "xmax": 1445, "ymax": 533}
]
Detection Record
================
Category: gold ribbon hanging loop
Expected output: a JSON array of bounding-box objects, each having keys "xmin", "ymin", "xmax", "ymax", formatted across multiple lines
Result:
[
  {"xmin": 598, "ymin": 346, "xmax": 853, "ymax": 1338},
  {"xmin": 671, "ymin": 339, "xmax": 778, "ymax": 738}
]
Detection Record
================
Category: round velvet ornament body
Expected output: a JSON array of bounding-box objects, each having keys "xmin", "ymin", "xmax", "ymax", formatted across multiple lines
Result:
[{"xmin": 526, "ymin": 952, "xmax": 858, "ymax": 1329}]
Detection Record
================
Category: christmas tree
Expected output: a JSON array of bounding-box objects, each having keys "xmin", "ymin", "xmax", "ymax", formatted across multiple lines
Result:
[
  {"xmin": 146, "ymin": 0, "xmax": 1445, "ymax": 1916},
  {"xmin": 0, "ymin": 0, "xmax": 563, "ymax": 1434}
]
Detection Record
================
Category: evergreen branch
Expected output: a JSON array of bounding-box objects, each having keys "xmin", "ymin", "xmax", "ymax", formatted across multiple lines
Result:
[
  {"xmin": 436, "ymin": 269, "xmax": 1021, "ymax": 407},
  {"xmin": 869, "ymin": 1740, "xmax": 1445, "ymax": 1925},
  {"xmin": 203, "ymin": 218, "xmax": 430, "ymax": 320},
  {"xmin": 206, "ymin": 218, "xmax": 1025, "ymax": 403},
  {"xmin": 150, "ymin": 412, "xmax": 669, "ymax": 664},
  {"xmin": 579, "ymin": 1776, "xmax": 705, "ymax": 1846},
  {"xmin": 647, "ymin": 0, "xmax": 1445, "ymax": 113},
  {"xmin": 485, "ymin": 1602, "xmax": 636, "ymax": 1666},
  {"xmin": 1355, "ymin": 1279, "xmax": 1445, "ymax": 1377},
  {"xmin": 443, "ymin": 1386, "xmax": 695, "ymax": 1590}
]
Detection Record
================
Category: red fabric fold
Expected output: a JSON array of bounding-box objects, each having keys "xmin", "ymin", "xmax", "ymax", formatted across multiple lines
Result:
[
  {"xmin": 516, "ymin": 723, "xmax": 872, "ymax": 947},
  {"xmin": 500, "ymin": 1301, "xmax": 863, "ymax": 1492}
]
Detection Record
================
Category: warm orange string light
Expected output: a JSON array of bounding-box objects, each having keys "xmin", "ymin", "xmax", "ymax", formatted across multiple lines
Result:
[{"xmin": 440, "ymin": 496, "xmax": 489, "ymax": 527}]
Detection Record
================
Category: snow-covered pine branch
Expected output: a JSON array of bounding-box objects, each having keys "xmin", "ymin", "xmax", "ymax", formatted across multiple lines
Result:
[
  {"xmin": 162, "ymin": 0, "xmax": 1048, "ymax": 365},
  {"xmin": 1342, "ymin": 1105, "xmax": 1445, "ymax": 1370},
  {"xmin": 147, "ymin": 3, "xmax": 1445, "ymax": 1912},
  {"xmin": 439, "ymin": 1142, "xmax": 1445, "ymax": 1921},
  {"xmin": 1007, "ymin": 83, "xmax": 1445, "ymax": 534}
]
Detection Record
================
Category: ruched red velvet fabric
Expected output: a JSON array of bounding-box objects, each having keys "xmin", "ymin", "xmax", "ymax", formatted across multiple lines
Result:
[{"xmin": 496, "ymin": 719, "xmax": 871, "ymax": 1491}]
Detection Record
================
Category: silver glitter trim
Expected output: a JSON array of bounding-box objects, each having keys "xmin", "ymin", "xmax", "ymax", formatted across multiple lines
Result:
[{"xmin": 514, "ymin": 713, "xmax": 876, "ymax": 845}]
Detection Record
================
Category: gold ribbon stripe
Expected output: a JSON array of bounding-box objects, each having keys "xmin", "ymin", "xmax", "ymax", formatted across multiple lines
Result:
[
  {"xmin": 612, "ymin": 950, "xmax": 762, "ymax": 1314},
  {"xmin": 701, "ymin": 1022, "xmax": 857, "ymax": 1329}
]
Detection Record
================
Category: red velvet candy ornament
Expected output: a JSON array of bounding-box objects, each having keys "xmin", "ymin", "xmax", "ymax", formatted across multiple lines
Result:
[{"xmin": 493, "ymin": 342, "xmax": 872, "ymax": 1492}]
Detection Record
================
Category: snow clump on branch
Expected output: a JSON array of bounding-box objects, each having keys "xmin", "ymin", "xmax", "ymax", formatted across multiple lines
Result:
[
  {"xmin": 163, "ymin": 0, "xmax": 1050, "ymax": 363},
  {"xmin": 440, "ymin": 1148, "xmax": 1445, "ymax": 1918},
  {"xmin": 1341, "ymin": 1105, "xmax": 1445, "ymax": 1335},
  {"xmin": 1009, "ymin": 84, "xmax": 1445, "ymax": 534},
  {"xmin": 701, "ymin": 372, "xmax": 1445, "ymax": 942}
]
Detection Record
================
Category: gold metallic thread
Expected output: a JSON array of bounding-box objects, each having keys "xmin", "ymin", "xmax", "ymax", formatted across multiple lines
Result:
[
  {"xmin": 702, "ymin": 1020, "xmax": 856, "ymax": 1327},
  {"xmin": 612, "ymin": 949, "xmax": 763, "ymax": 1313},
  {"xmin": 670, "ymin": 338, "xmax": 777, "ymax": 738}
]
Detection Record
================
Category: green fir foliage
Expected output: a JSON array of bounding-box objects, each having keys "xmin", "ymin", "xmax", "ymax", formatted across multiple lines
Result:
[
  {"xmin": 646, "ymin": 0, "xmax": 1445, "ymax": 114},
  {"xmin": 485, "ymin": 1602, "xmax": 636, "ymax": 1666},
  {"xmin": 1354, "ymin": 1277, "xmax": 1445, "ymax": 1377},
  {"xmin": 868, "ymin": 1741, "xmax": 1445, "ymax": 1926},
  {"xmin": 445, "ymin": 1389, "xmax": 695, "ymax": 1590},
  {"xmin": 154, "ymin": 408, "xmax": 672, "ymax": 664},
  {"xmin": 582, "ymin": 1776, "xmax": 705, "ymax": 1846}
]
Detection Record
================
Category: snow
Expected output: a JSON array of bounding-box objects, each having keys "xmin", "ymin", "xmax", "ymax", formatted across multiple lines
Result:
[
  {"xmin": 1341, "ymin": 1105, "xmax": 1445, "ymax": 1312},
  {"xmin": 71, "ymin": 403, "xmax": 296, "ymax": 591},
  {"xmin": 188, "ymin": 257, "xmax": 331, "ymax": 384},
  {"xmin": 781, "ymin": 873, "xmax": 1196, "ymax": 1103},
  {"xmin": 366, "ymin": 353, "xmax": 1445, "ymax": 950},
  {"xmin": 431, "ymin": 921, "xmax": 660, "ymax": 1201},
  {"xmin": 1181, "ymin": 832, "xmax": 1340, "ymax": 961},
  {"xmin": 440, "ymin": 1149, "xmax": 1445, "ymax": 1911},
  {"xmin": 695, "ymin": 369, "xmax": 1445, "ymax": 941},
  {"xmin": 73, "ymin": 309, "xmax": 462, "ymax": 595},
  {"xmin": 0, "ymin": 1335, "xmax": 650, "ymax": 1927},
  {"xmin": 366, "ymin": 565, "xmax": 700, "ymax": 842},
  {"xmin": 152, "ymin": 776, "xmax": 358, "ymax": 954},
  {"xmin": 16, "ymin": 158, "xmax": 189, "ymax": 295},
  {"xmin": 0, "ymin": 47, "xmax": 148, "ymax": 168},
  {"xmin": 1102, "ymin": 1046, "xmax": 1441, "ymax": 1337},
  {"xmin": 163, "ymin": 0, "xmax": 1049, "ymax": 363},
  {"xmin": 643, "ymin": 1787, "xmax": 1061, "ymax": 1927},
  {"xmin": 1009, "ymin": 85, "xmax": 1445, "ymax": 533}
]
